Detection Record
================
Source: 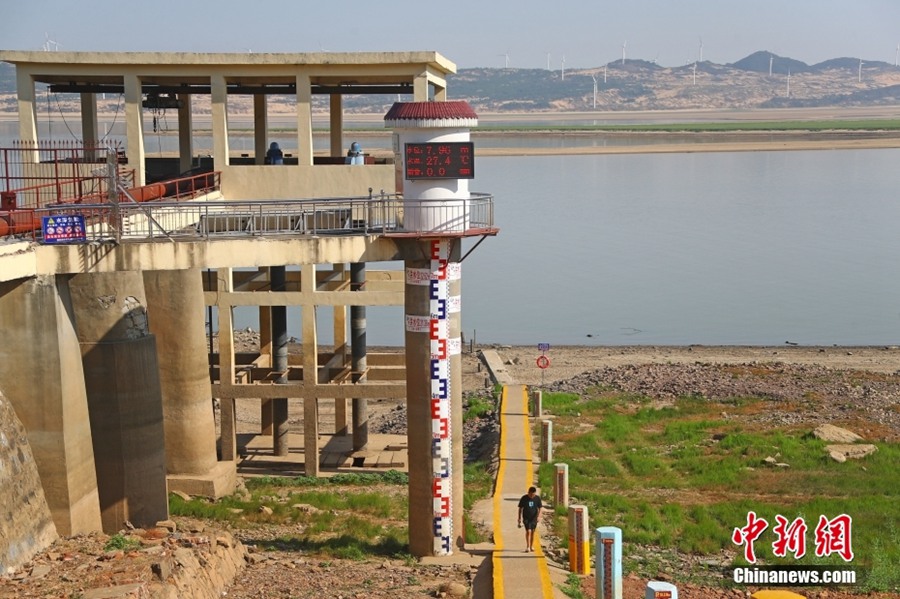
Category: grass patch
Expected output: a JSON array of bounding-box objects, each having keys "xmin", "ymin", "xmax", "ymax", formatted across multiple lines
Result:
[
  {"xmin": 538, "ymin": 388, "xmax": 900, "ymax": 592},
  {"xmin": 104, "ymin": 533, "xmax": 141, "ymax": 552}
]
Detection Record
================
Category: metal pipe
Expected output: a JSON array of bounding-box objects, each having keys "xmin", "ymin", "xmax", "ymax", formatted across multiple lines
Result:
[
  {"xmin": 351, "ymin": 262, "xmax": 368, "ymax": 451},
  {"xmin": 271, "ymin": 265, "xmax": 289, "ymax": 456}
]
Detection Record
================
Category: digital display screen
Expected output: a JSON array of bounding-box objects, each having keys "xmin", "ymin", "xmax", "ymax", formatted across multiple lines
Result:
[{"xmin": 405, "ymin": 142, "xmax": 475, "ymax": 180}]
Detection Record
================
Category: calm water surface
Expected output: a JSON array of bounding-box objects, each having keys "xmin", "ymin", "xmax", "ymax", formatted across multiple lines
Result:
[{"xmin": 4, "ymin": 121, "xmax": 899, "ymax": 346}]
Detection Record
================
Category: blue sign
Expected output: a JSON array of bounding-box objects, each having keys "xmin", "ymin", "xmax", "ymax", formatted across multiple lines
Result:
[
  {"xmin": 538, "ymin": 343, "xmax": 551, "ymax": 352},
  {"xmin": 42, "ymin": 215, "xmax": 87, "ymax": 244}
]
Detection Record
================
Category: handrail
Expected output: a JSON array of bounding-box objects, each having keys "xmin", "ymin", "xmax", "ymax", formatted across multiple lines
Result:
[{"xmin": 1, "ymin": 192, "xmax": 495, "ymax": 243}]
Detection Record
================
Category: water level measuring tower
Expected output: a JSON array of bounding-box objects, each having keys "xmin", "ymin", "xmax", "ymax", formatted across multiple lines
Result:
[{"xmin": 385, "ymin": 101, "xmax": 489, "ymax": 557}]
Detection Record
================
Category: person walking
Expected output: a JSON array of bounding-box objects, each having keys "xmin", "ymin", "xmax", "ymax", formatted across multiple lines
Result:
[{"xmin": 517, "ymin": 486, "xmax": 542, "ymax": 552}]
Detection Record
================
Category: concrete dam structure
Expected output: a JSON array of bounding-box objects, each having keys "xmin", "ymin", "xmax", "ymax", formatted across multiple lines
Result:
[{"xmin": 0, "ymin": 50, "xmax": 497, "ymax": 561}]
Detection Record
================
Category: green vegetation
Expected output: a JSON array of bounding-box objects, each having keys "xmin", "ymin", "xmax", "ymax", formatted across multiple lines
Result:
[
  {"xmin": 559, "ymin": 572, "xmax": 587, "ymax": 599},
  {"xmin": 464, "ymin": 394, "xmax": 495, "ymax": 422},
  {"xmin": 104, "ymin": 533, "xmax": 141, "ymax": 552},
  {"xmin": 170, "ymin": 469, "xmax": 411, "ymax": 559},
  {"xmin": 537, "ymin": 388, "xmax": 900, "ymax": 592}
]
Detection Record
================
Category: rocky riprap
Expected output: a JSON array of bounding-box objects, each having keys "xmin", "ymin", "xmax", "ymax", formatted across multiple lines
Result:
[{"xmin": 544, "ymin": 362, "xmax": 900, "ymax": 441}]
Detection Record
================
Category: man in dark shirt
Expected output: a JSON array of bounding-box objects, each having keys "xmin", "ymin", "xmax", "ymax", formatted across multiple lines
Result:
[{"xmin": 517, "ymin": 486, "xmax": 543, "ymax": 552}]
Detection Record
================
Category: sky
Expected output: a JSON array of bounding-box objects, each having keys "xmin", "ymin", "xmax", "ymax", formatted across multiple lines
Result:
[{"xmin": 2, "ymin": 0, "xmax": 900, "ymax": 70}]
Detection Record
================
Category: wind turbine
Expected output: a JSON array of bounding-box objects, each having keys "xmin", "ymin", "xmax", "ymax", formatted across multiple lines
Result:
[
  {"xmin": 786, "ymin": 69, "xmax": 791, "ymax": 97},
  {"xmin": 769, "ymin": 54, "xmax": 774, "ymax": 76},
  {"xmin": 622, "ymin": 41, "xmax": 627, "ymax": 65},
  {"xmin": 859, "ymin": 59, "xmax": 864, "ymax": 83},
  {"xmin": 603, "ymin": 64, "xmax": 608, "ymax": 83},
  {"xmin": 591, "ymin": 74, "xmax": 598, "ymax": 109},
  {"xmin": 561, "ymin": 55, "xmax": 566, "ymax": 81},
  {"xmin": 698, "ymin": 36, "xmax": 703, "ymax": 62},
  {"xmin": 42, "ymin": 33, "xmax": 60, "ymax": 52},
  {"xmin": 498, "ymin": 51, "xmax": 509, "ymax": 68},
  {"xmin": 692, "ymin": 61, "xmax": 697, "ymax": 85},
  {"xmin": 895, "ymin": 44, "xmax": 899, "ymax": 67}
]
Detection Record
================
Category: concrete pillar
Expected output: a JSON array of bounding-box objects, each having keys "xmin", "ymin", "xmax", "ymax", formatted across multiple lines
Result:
[
  {"xmin": 80, "ymin": 92, "xmax": 98, "ymax": 147},
  {"xmin": 271, "ymin": 266, "xmax": 289, "ymax": 456},
  {"xmin": 178, "ymin": 94, "xmax": 193, "ymax": 173},
  {"xmin": 330, "ymin": 94, "xmax": 343, "ymax": 157},
  {"xmin": 69, "ymin": 271, "xmax": 169, "ymax": 532},
  {"xmin": 123, "ymin": 73, "xmax": 146, "ymax": 185},
  {"xmin": 144, "ymin": 269, "xmax": 235, "ymax": 498},
  {"xmin": 351, "ymin": 262, "xmax": 368, "ymax": 451},
  {"xmin": 15, "ymin": 67, "xmax": 38, "ymax": 143},
  {"xmin": 295, "ymin": 74, "xmax": 313, "ymax": 166},
  {"xmin": 301, "ymin": 265, "xmax": 319, "ymax": 476},
  {"xmin": 405, "ymin": 238, "xmax": 460, "ymax": 556},
  {"xmin": 540, "ymin": 419, "xmax": 553, "ymax": 462},
  {"xmin": 216, "ymin": 268, "xmax": 237, "ymax": 461},
  {"xmin": 554, "ymin": 463, "xmax": 569, "ymax": 508},
  {"xmin": 568, "ymin": 504, "xmax": 590, "ymax": 574},
  {"xmin": 254, "ymin": 95, "xmax": 268, "ymax": 165},
  {"xmin": 531, "ymin": 389, "xmax": 543, "ymax": 417},
  {"xmin": 0, "ymin": 276, "xmax": 102, "ymax": 536},
  {"xmin": 211, "ymin": 74, "xmax": 230, "ymax": 170},
  {"xmin": 646, "ymin": 581, "xmax": 678, "ymax": 599},
  {"xmin": 333, "ymin": 300, "xmax": 348, "ymax": 436},
  {"xmin": 413, "ymin": 73, "xmax": 429, "ymax": 101},
  {"xmin": 596, "ymin": 526, "xmax": 623, "ymax": 599}
]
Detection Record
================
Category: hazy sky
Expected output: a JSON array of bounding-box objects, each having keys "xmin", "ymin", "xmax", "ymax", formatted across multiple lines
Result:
[{"xmin": 2, "ymin": 0, "xmax": 900, "ymax": 69}]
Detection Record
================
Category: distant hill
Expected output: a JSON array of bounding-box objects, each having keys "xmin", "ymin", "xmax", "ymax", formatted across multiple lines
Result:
[{"xmin": 4, "ymin": 53, "xmax": 900, "ymax": 114}]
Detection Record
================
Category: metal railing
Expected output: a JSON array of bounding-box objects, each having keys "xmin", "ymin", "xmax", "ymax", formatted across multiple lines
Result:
[{"xmin": 3, "ymin": 192, "xmax": 495, "ymax": 243}]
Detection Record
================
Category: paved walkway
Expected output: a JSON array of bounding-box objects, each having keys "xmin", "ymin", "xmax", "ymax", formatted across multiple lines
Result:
[{"xmin": 491, "ymin": 383, "xmax": 557, "ymax": 598}]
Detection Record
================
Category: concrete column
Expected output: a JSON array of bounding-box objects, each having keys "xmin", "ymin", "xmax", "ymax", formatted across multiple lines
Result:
[
  {"xmin": 351, "ymin": 262, "xmax": 368, "ymax": 451},
  {"xmin": 15, "ymin": 67, "xmax": 38, "ymax": 143},
  {"xmin": 646, "ymin": 581, "xmax": 678, "ymax": 599},
  {"xmin": 596, "ymin": 526, "xmax": 623, "ymax": 599},
  {"xmin": 413, "ymin": 73, "xmax": 430, "ymax": 101},
  {"xmin": 254, "ymin": 94, "xmax": 268, "ymax": 165},
  {"xmin": 554, "ymin": 463, "xmax": 569, "ymax": 508},
  {"xmin": 211, "ymin": 74, "xmax": 230, "ymax": 169},
  {"xmin": 80, "ymin": 92, "xmax": 98, "ymax": 148},
  {"xmin": 295, "ymin": 73, "xmax": 313, "ymax": 166},
  {"xmin": 69, "ymin": 271, "xmax": 168, "ymax": 532},
  {"xmin": 541, "ymin": 419, "xmax": 553, "ymax": 462},
  {"xmin": 333, "ymin": 299, "xmax": 348, "ymax": 435},
  {"xmin": 330, "ymin": 94, "xmax": 343, "ymax": 157},
  {"xmin": 144, "ymin": 269, "xmax": 235, "ymax": 498},
  {"xmin": 123, "ymin": 73, "xmax": 146, "ymax": 185},
  {"xmin": 216, "ymin": 268, "xmax": 237, "ymax": 461},
  {"xmin": 271, "ymin": 266, "xmax": 289, "ymax": 456},
  {"xmin": 301, "ymin": 265, "xmax": 319, "ymax": 476},
  {"xmin": 434, "ymin": 85, "xmax": 448, "ymax": 102},
  {"xmin": 405, "ymin": 238, "xmax": 459, "ymax": 557},
  {"xmin": 531, "ymin": 389, "xmax": 543, "ymax": 417},
  {"xmin": 178, "ymin": 94, "xmax": 193, "ymax": 173},
  {"xmin": 568, "ymin": 504, "xmax": 590, "ymax": 574},
  {"xmin": 0, "ymin": 275, "xmax": 102, "ymax": 536}
]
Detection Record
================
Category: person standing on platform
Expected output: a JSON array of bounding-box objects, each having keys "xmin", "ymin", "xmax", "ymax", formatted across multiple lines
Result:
[{"xmin": 517, "ymin": 486, "xmax": 543, "ymax": 552}]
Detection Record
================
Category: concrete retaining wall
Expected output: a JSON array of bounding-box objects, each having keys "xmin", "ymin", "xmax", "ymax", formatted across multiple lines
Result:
[{"xmin": 0, "ymin": 391, "xmax": 58, "ymax": 574}]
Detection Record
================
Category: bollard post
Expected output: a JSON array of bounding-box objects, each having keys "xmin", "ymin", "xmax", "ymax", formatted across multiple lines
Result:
[
  {"xmin": 554, "ymin": 463, "xmax": 569, "ymax": 508},
  {"xmin": 540, "ymin": 419, "xmax": 553, "ymax": 462},
  {"xmin": 531, "ymin": 389, "xmax": 542, "ymax": 417},
  {"xmin": 595, "ymin": 526, "xmax": 623, "ymax": 599},
  {"xmin": 567, "ymin": 504, "xmax": 590, "ymax": 574},
  {"xmin": 645, "ymin": 581, "xmax": 678, "ymax": 599}
]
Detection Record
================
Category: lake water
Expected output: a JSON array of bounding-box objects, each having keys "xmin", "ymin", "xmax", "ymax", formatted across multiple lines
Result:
[{"xmin": 4, "ymin": 121, "xmax": 900, "ymax": 347}]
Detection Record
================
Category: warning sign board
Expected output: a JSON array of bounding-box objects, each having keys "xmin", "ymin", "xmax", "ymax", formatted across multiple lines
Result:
[{"xmin": 42, "ymin": 215, "xmax": 86, "ymax": 244}]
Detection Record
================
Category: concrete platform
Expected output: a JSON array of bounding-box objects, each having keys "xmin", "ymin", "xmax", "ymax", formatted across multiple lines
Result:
[{"xmin": 234, "ymin": 432, "xmax": 407, "ymax": 477}]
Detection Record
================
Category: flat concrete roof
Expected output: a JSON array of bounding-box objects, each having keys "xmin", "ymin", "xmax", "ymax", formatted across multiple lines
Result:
[{"xmin": 0, "ymin": 50, "xmax": 456, "ymax": 96}]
